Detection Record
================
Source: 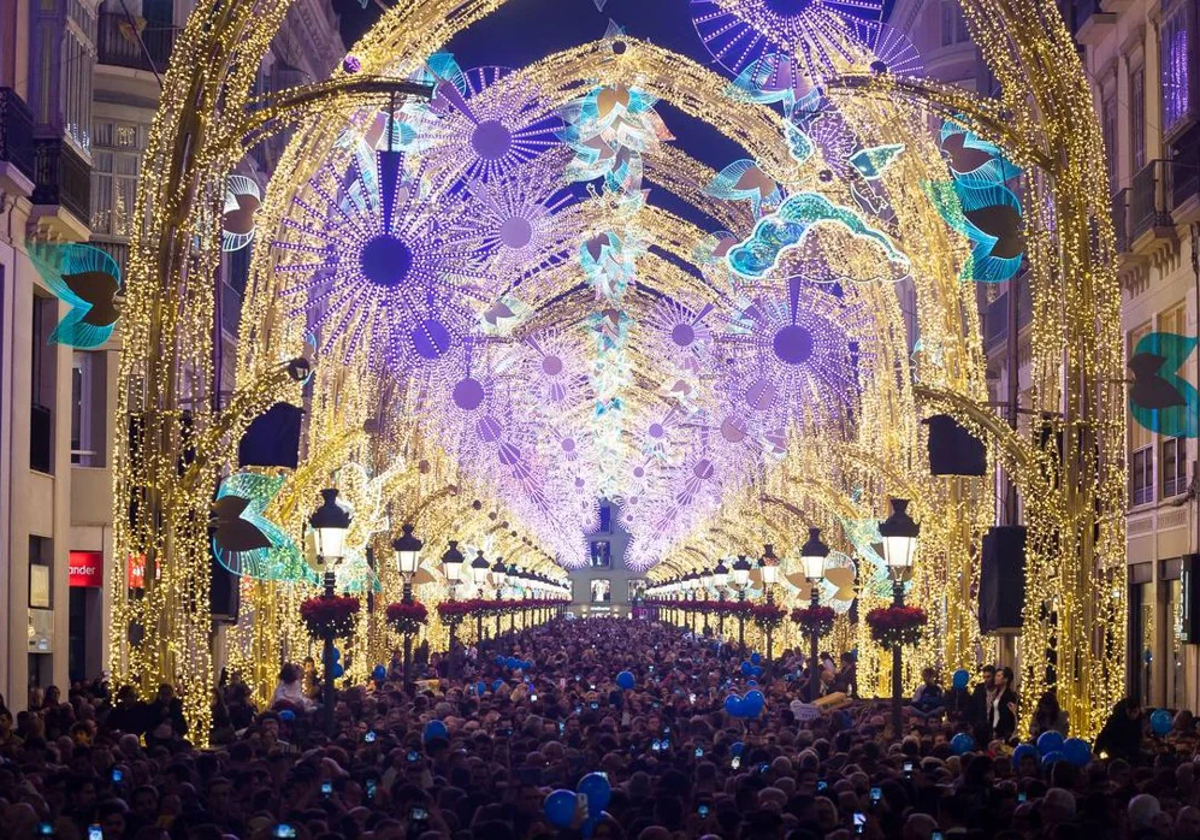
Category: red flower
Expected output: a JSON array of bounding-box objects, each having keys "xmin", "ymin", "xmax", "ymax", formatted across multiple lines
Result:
[
  {"xmin": 865, "ymin": 605, "xmax": 928, "ymax": 649},
  {"xmin": 751, "ymin": 602, "xmax": 787, "ymax": 629},
  {"xmin": 792, "ymin": 605, "xmax": 837, "ymax": 636},
  {"xmin": 385, "ymin": 600, "xmax": 428, "ymax": 633},
  {"xmin": 299, "ymin": 595, "xmax": 360, "ymax": 639}
]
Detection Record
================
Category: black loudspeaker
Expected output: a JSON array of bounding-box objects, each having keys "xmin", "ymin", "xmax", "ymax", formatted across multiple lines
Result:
[
  {"xmin": 210, "ymin": 556, "xmax": 240, "ymax": 623},
  {"xmin": 979, "ymin": 525, "xmax": 1026, "ymax": 633},
  {"xmin": 239, "ymin": 403, "xmax": 303, "ymax": 469},
  {"xmin": 1182, "ymin": 555, "xmax": 1200, "ymax": 643},
  {"xmin": 927, "ymin": 414, "xmax": 987, "ymax": 476}
]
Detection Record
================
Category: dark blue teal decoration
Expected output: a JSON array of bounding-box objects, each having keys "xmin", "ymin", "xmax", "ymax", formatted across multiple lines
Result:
[
  {"xmin": 29, "ymin": 242, "xmax": 122, "ymax": 348},
  {"xmin": 1129, "ymin": 332, "xmax": 1198, "ymax": 438},
  {"xmin": 926, "ymin": 120, "xmax": 1025, "ymax": 284}
]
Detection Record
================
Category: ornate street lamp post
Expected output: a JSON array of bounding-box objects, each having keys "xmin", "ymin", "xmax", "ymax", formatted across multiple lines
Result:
[
  {"xmin": 732, "ymin": 555, "xmax": 752, "ymax": 651},
  {"xmin": 392, "ymin": 523, "xmax": 422, "ymax": 694},
  {"xmin": 880, "ymin": 498, "xmax": 919, "ymax": 737},
  {"xmin": 309, "ymin": 489, "xmax": 350, "ymax": 732},
  {"xmin": 471, "ymin": 550, "xmax": 489, "ymax": 640},
  {"xmin": 760, "ymin": 545, "xmax": 780, "ymax": 661},
  {"xmin": 700, "ymin": 568, "xmax": 714, "ymax": 634},
  {"xmin": 491, "ymin": 557, "xmax": 507, "ymax": 635},
  {"xmin": 714, "ymin": 560, "xmax": 729, "ymax": 636},
  {"xmin": 800, "ymin": 528, "xmax": 829, "ymax": 704},
  {"xmin": 441, "ymin": 541, "xmax": 464, "ymax": 674}
]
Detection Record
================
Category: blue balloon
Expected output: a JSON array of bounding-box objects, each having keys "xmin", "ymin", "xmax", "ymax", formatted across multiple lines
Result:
[
  {"xmin": 278, "ymin": 709, "xmax": 296, "ymax": 722},
  {"xmin": 731, "ymin": 741, "xmax": 745, "ymax": 756},
  {"xmin": 724, "ymin": 694, "xmax": 744, "ymax": 716},
  {"xmin": 740, "ymin": 661, "xmax": 753, "ymax": 676},
  {"xmin": 507, "ymin": 657, "xmax": 520, "ymax": 669},
  {"xmin": 372, "ymin": 665, "xmax": 386, "ymax": 681},
  {"xmin": 743, "ymin": 690, "xmax": 765, "ymax": 717},
  {"xmin": 476, "ymin": 682, "xmax": 487, "ymax": 696},
  {"xmin": 331, "ymin": 647, "xmax": 341, "ymax": 662},
  {"xmin": 493, "ymin": 679, "xmax": 504, "ymax": 692},
  {"xmin": 951, "ymin": 732, "xmax": 976, "ymax": 755},
  {"xmin": 1151, "ymin": 708, "xmax": 1173, "ymax": 736},
  {"xmin": 523, "ymin": 660, "xmax": 534, "ymax": 670},
  {"xmin": 331, "ymin": 663, "xmax": 344, "ymax": 678},
  {"xmin": 1036, "ymin": 730, "xmax": 1065, "ymax": 756},
  {"xmin": 1011, "ymin": 743, "xmax": 1038, "ymax": 768},
  {"xmin": 1041, "ymin": 750, "xmax": 1066, "ymax": 768},
  {"xmin": 616, "ymin": 670, "xmax": 636, "ymax": 690},
  {"xmin": 747, "ymin": 680, "xmax": 758, "ymax": 687},
  {"xmin": 423, "ymin": 720, "xmax": 448, "ymax": 742},
  {"xmin": 495, "ymin": 655, "xmax": 506, "ymax": 666},
  {"xmin": 544, "ymin": 789, "xmax": 578, "ymax": 828},
  {"xmin": 952, "ymin": 669, "xmax": 969, "ymax": 690},
  {"xmin": 750, "ymin": 652, "xmax": 762, "ymax": 665},
  {"xmin": 577, "ymin": 772, "xmax": 612, "ymax": 815},
  {"xmin": 751, "ymin": 665, "xmax": 765, "ymax": 678},
  {"xmin": 1062, "ymin": 737, "xmax": 1092, "ymax": 767},
  {"xmin": 1012, "ymin": 742, "xmax": 1038, "ymax": 768}
]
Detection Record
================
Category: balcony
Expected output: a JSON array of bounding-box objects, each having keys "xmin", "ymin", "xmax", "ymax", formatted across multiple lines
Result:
[
  {"xmin": 1071, "ymin": 0, "xmax": 1116, "ymax": 45},
  {"xmin": 32, "ymin": 138, "xmax": 91, "ymax": 233},
  {"xmin": 1129, "ymin": 160, "xmax": 1175, "ymax": 243},
  {"xmin": 97, "ymin": 13, "xmax": 176, "ymax": 73},
  {"xmin": 1111, "ymin": 188, "xmax": 1129, "ymax": 253},
  {"xmin": 0, "ymin": 88, "xmax": 36, "ymax": 189}
]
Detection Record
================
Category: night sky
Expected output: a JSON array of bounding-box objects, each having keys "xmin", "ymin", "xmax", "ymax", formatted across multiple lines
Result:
[{"xmin": 326, "ymin": 0, "xmax": 892, "ymax": 228}]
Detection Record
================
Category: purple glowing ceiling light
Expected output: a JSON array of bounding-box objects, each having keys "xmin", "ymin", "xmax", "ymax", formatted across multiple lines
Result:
[
  {"xmin": 417, "ymin": 64, "xmax": 563, "ymax": 183},
  {"xmin": 273, "ymin": 146, "xmax": 488, "ymax": 370}
]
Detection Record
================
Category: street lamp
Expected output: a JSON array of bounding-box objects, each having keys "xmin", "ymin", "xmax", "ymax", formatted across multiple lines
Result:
[
  {"xmin": 732, "ymin": 555, "xmax": 752, "ymax": 651},
  {"xmin": 800, "ymin": 527, "xmax": 829, "ymax": 704},
  {"xmin": 471, "ymin": 550, "xmax": 489, "ymax": 639},
  {"xmin": 308, "ymin": 488, "xmax": 350, "ymax": 732},
  {"xmin": 760, "ymin": 544, "xmax": 780, "ymax": 660},
  {"xmin": 441, "ymin": 541, "xmax": 465, "ymax": 673},
  {"xmin": 491, "ymin": 557, "xmax": 507, "ymax": 634},
  {"xmin": 714, "ymin": 560, "xmax": 729, "ymax": 635},
  {"xmin": 879, "ymin": 498, "xmax": 920, "ymax": 736},
  {"xmin": 392, "ymin": 523, "xmax": 423, "ymax": 693}
]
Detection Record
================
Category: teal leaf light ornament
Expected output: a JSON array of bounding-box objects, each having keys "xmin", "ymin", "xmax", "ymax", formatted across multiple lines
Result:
[
  {"xmin": 849, "ymin": 144, "xmax": 905, "ymax": 180},
  {"xmin": 1129, "ymin": 332, "xmax": 1198, "ymax": 438},
  {"xmin": 211, "ymin": 472, "xmax": 309, "ymax": 582},
  {"xmin": 706, "ymin": 159, "xmax": 783, "ymax": 217},
  {"xmin": 29, "ymin": 242, "xmax": 121, "ymax": 348}
]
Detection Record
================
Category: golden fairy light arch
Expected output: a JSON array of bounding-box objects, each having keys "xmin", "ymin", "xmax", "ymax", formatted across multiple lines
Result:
[{"xmin": 115, "ymin": 0, "xmax": 1122, "ymax": 740}]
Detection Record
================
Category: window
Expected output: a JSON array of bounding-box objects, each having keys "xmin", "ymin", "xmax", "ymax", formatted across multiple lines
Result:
[
  {"xmin": 31, "ymin": 295, "xmax": 57, "ymax": 474},
  {"xmin": 590, "ymin": 579, "xmax": 611, "ymax": 603},
  {"xmin": 30, "ymin": 536, "xmax": 52, "ymax": 609},
  {"xmin": 71, "ymin": 351, "xmax": 106, "ymax": 466},
  {"xmin": 941, "ymin": 1, "xmax": 969, "ymax": 45},
  {"xmin": 1162, "ymin": 437, "xmax": 1189, "ymax": 496},
  {"xmin": 590, "ymin": 541, "xmax": 611, "ymax": 568},
  {"xmin": 1162, "ymin": 0, "xmax": 1196, "ymax": 137},
  {"xmin": 1131, "ymin": 65, "xmax": 1146, "ymax": 172},
  {"xmin": 1129, "ymin": 321, "xmax": 1153, "ymax": 452},
  {"xmin": 90, "ymin": 120, "xmax": 144, "ymax": 237},
  {"xmin": 1132, "ymin": 445, "xmax": 1155, "ymax": 505},
  {"xmin": 1102, "ymin": 91, "xmax": 1118, "ymax": 189},
  {"xmin": 628, "ymin": 579, "xmax": 647, "ymax": 601}
]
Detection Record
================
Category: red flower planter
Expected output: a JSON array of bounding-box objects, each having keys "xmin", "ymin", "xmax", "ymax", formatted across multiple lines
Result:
[
  {"xmin": 299, "ymin": 595, "xmax": 360, "ymax": 639},
  {"xmin": 792, "ymin": 605, "xmax": 837, "ymax": 637},
  {"xmin": 865, "ymin": 605, "xmax": 928, "ymax": 649},
  {"xmin": 386, "ymin": 601, "xmax": 428, "ymax": 634}
]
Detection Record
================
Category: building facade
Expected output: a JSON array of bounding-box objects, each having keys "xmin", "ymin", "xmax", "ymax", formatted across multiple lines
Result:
[
  {"xmin": 568, "ymin": 502, "xmax": 645, "ymax": 618},
  {"xmin": 0, "ymin": 0, "xmax": 343, "ymax": 711}
]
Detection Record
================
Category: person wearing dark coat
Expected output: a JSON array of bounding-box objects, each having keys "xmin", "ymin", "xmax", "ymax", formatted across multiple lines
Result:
[
  {"xmin": 1095, "ymin": 697, "xmax": 1145, "ymax": 760},
  {"xmin": 988, "ymin": 666, "xmax": 1019, "ymax": 741},
  {"xmin": 969, "ymin": 664, "xmax": 997, "ymax": 745}
]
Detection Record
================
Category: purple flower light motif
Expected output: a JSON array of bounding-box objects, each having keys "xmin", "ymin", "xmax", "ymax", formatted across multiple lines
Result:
[
  {"xmin": 273, "ymin": 145, "xmax": 488, "ymax": 370},
  {"xmin": 342, "ymin": 54, "xmax": 362, "ymax": 74},
  {"xmin": 517, "ymin": 329, "xmax": 592, "ymax": 416},
  {"xmin": 720, "ymin": 278, "xmax": 870, "ymax": 429},
  {"xmin": 691, "ymin": 0, "xmax": 885, "ymax": 85},
  {"xmin": 415, "ymin": 61, "xmax": 562, "ymax": 182},
  {"xmin": 440, "ymin": 154, "xmax": 580, "ymax": 293},
  {"xmin": 643, "ymin": 297, "xmax": 718, "ymax": 373}
]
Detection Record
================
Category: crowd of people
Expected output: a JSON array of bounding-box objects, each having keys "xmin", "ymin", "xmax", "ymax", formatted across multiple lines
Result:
[{"xmin": 2, "ymin": 618, "xmax": 1199, "ymax": 840}]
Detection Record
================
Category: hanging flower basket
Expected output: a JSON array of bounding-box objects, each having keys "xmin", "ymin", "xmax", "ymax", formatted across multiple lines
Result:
[
  {"xmin": 299, "ymin": 595, "xmax": 360, "ymax": 639},
  {"xmin": 791, "ymin": 605, "xmax": 837, "ymax": 637},
  {"xmin": 751, "ymin": 602, "xmax": 787, "ymax": 630},
  {"xmin": 386, "ymin": 601, "xmax": 428, "ymax": 634},
  {"xmin": 865, "ymin": 605, "xmax": 928, "ymax": 649}
]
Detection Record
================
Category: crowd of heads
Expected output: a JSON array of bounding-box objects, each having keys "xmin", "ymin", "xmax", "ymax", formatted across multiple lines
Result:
[{"xmin": 2, "ymin": 618, "xmax": 1200, "ymax": 840}]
